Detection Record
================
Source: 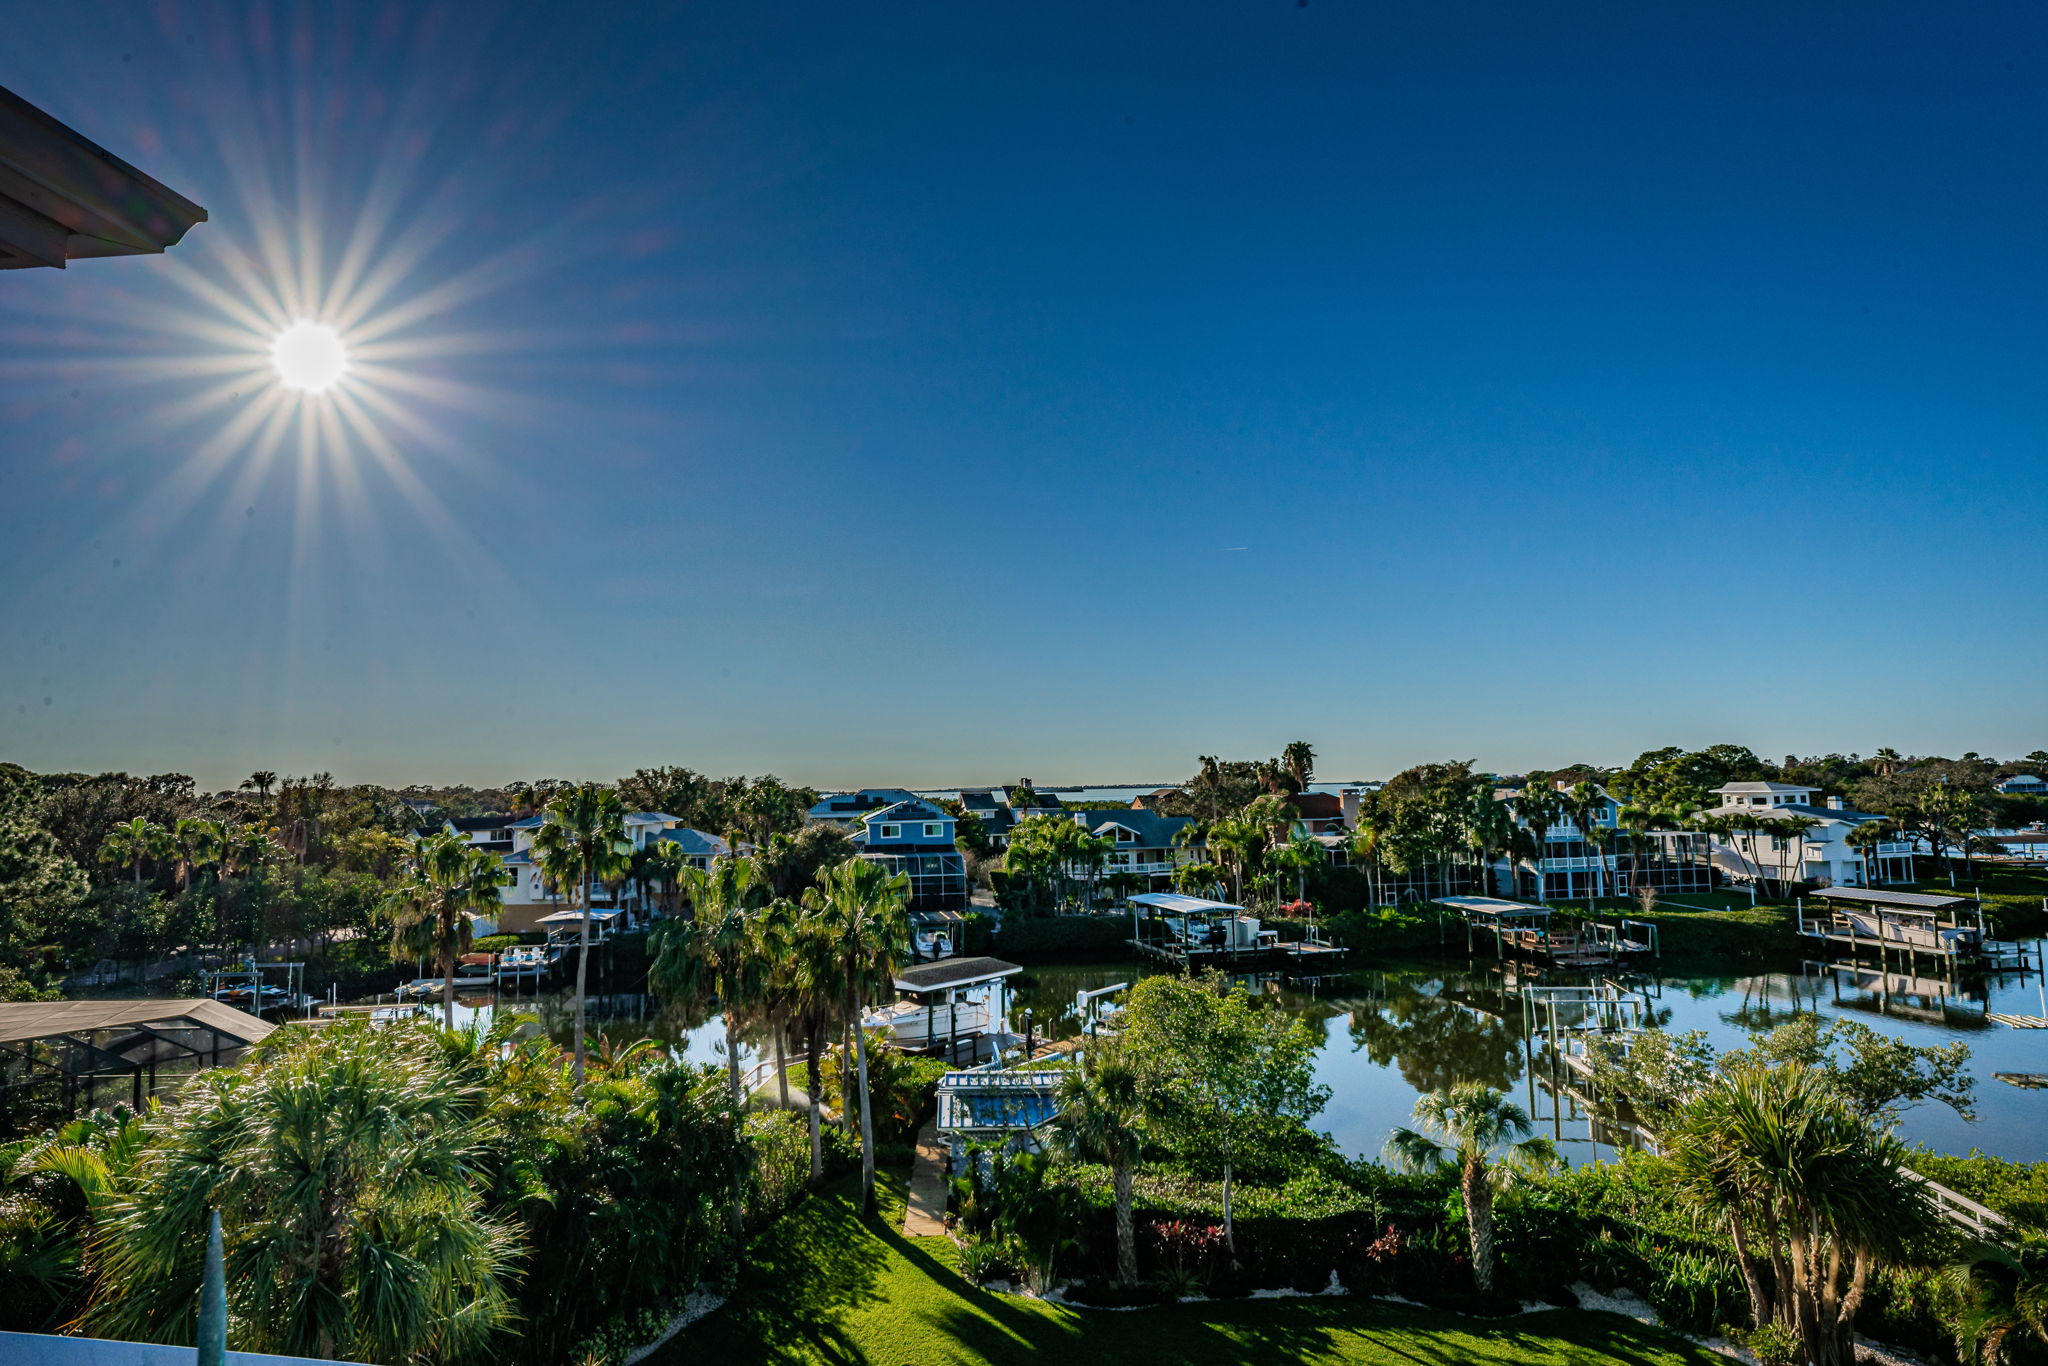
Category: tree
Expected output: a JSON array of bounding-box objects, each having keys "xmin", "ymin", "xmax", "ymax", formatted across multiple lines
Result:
[
  {"xmin": 0, "ymin": 768, "xmax": 89, "ymax": 978},
  {"xmin": 381, "ymin": 832, "xmax": 510, "ymax": 1028},
  {"xmin": 97, "ymin": 818, "xmax": 168, "ymax": 889},
  {"xmin": 1385, "ymin": 1083, "xmax": 1556, "ymax": 1296},
  {"xmin": 84, "ymin": 1024, "xmax": 518, "ymax": 1363},
  {"xmin": 1269, "ymin": 834, "xmax": 1324, "ymax": 909},
  {"xmin": 1120, "ymin": 973, "xmax": 1327, "ymax": 1259},
  {"xmin": 530, "ymin": 785, "xmax": 630, "ymax": 1086},
  {"xmin": 1844, "ymin": 818, "xmax": 1900, "ymax": 886},
  {"xmin": 238, "ymin": 772, "xmax": 277, "ymax": 803},
  {"xmin": 755, "ymin": 822, "xmax": 857, "ymax": 900},
  {"xmin": 783, "ymin": 904, "xmax": 846, "ymax": 1184},
  {"xmin": 1666, "ymin": 1062, "xmax": 1932, "ymax": 1366},
  {"xmin": 1051, "ymin": 1039, "xmax": 1146, "ymax": 1285},
  {"xmin": 1281, "ymin": 740, "xmax": 1317, "ymax": 795},
  {"xmin": 1725, "ymin": 1015, "xmax": 1974, "ymax": 1128},
  {"xmin": 1940, "ymin": 1241, "xmax": 2048, "ymax": 1365},
  {"xmin": 1562, "ymin": 783, "xmax": 1610, "ymax": 906},
  {"xmin": 802, "ymin": 856, "xmax": 911, "ymax": 1212},
  {"xmin": 168, "ymin": 817, "xmax": 223, "ymax": 893},
  {"xmin": 639, "ymin": 838, "xmax": 690, "ymax": 918}
]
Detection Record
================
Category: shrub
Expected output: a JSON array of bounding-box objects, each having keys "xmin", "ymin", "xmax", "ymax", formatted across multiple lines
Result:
[
  {"xmin": 1643, "ymin": 1247, "xmax": 1745, "ymax": 1336},
  {"xmin": 1733, "ymin": 1321, "xmax": 1802, "ymax": 1366}
]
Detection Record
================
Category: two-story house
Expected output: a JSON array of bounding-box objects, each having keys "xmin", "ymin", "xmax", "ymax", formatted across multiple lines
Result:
[
  {"xmin": 806, "ymin": 789, "xmax": 923, "ymax": 826},
  {"xmin": 1071, "ymin": 808, "xmax": 1195, "ymax": 889},
  {"xmin": 1696, "ymin": 782, "xmax": 1914, "ymax": 887},
  {"xmin": 1498, "ymin": 785, "xmax": 1713, "ymax": 901},
  {"xmin": 852, "ymin": 798, "xmax": 968, "ymax": 911},
  {"xmin": 475, "ymin": 810, "xmax": 718, "ymax": 932}
]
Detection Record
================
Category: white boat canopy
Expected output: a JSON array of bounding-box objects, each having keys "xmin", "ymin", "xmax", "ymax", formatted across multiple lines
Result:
[
  {"xmin": 1126, "ymin": 892, "xmax": 1244, "ymax": 915},
  {"xmin": 891, "ymin": 956, "xmax": 1023, "ymax": 995},
  {"xmin": 537, "ymin": 907, "xmax": 626, "ymax": 926}
]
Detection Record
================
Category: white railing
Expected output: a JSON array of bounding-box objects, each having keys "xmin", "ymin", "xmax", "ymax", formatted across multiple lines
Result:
[{"xmin": 1905, "ymin": 1170, "xmax": 2009, "ymax": 1240}]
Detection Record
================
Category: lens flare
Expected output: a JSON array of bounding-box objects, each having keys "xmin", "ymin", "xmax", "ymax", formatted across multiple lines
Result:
[{"xmin": 270, "ymin": 321, "xmax": 349, "ymax": 393}]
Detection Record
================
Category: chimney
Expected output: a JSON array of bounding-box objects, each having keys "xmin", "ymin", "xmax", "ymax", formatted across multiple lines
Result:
[
  {"xmin": 1341, "ymin": 788, "xmax": 1361, "ymax": 828},
  {"xmin": 1826, "ymin": 795, "xmax": 1844, "ymax": 811}
]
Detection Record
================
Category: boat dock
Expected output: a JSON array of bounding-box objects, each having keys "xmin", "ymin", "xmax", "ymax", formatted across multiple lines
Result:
[
  {"xmin": 1124, "ymin": 892, "xmax": 1349, "ymax": 974},
  {"xmin": 1441, "ymin": 896, "xmax": 1659, "ymax": 968},
  {"xmin": 1796, "ymin": 887, "xmax": 2042, "ymax": 974}
]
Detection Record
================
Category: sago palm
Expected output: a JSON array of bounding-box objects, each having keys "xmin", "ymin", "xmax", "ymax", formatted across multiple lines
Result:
[
  {"xmin": 1386, "ymin": 1082, "xmax": 1556, "ymax": 1295},
  {"xmin": 531, "ymin": 784, "xmax": 631, "ymax": 1086}
]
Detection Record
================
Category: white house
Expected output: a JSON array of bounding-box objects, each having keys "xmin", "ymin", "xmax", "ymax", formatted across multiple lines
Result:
[
  {"xmin": 454, "ymin": 811, "xmax": 721, "ymax": 933},
  {"xmin": 1697, "ymin": 782, "xmax": 1914, "ymax": 888}
]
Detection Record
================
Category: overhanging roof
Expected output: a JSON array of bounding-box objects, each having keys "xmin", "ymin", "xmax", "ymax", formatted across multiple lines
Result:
[
  {"xmin": 892, "ymin": 956, "xmax": 1022, "ymax": 993},
  {"xmin": 1439, "ymin": 895, "xmax": 1552, "ymax": 919},
  {"xmin": 1129, "ymin": 892, "xmax": 1243, "ymax": 915},
  {"xmin": 0, "ymin": 998, "xmax": 274, "ymax": 1047},
  {"xmin": 1810, "ymin": 886, "xmax": 1970, "ymax": 911},
  {"xmin": 0, "ymin": 83, "xmax": 207, "ymax": 270}
]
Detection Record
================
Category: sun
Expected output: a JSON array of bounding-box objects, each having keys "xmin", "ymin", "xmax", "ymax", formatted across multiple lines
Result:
[{"xmin": 270, "ymin": 320, "xmax": 349, "ymax": 393}]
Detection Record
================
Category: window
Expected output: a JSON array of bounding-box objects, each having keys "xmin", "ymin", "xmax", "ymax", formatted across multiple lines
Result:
[
  {"xmin": 923, "ymin": 822, "xmax": 943, "ymax": 838},
  {"xmin": 878, "ymin": 824, "xmax": 901, "ymax": 839}
]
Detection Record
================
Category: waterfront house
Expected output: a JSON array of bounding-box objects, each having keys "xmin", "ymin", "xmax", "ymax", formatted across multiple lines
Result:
[
  {"xmin": 480, "ymin": 811, "xmax": 707, "ymax": 932},
  {"xmin": 806, "ymin": 789, "xmax": 923, "ymax": 826},
  {"xmin": 853, "ymin": 798, "xmax": 969, "ymax": 911},
  {"xmin": 1696, "ymin": 782, "xmax": 1914, "ymax": 887},
  {"xmin": 1500, "ymin": 784, "xmax": 1713, "ymax": 902},
  {"xmin": 1995, "ymin": 774, "xmax": 2047, "ymax": 796}
]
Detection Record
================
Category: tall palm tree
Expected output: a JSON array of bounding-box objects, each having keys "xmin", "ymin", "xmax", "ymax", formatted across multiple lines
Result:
[
  {"xmin": 170, "ymin": 817, "xmax": 224, "ymax": 893},
  {"xmin": 785, "ymin": 905, "xmax": 846, "ymax": 1184},
  {"xmin": 802, "ymin": 856, "xmax": 911, "ymax": 1213},
  {"xmin": 239, "ymin": 771, "xmax": 278, "ymax": 802},
  {"xmin": 1667, "ymin": 1062, "xmax": 1930, "ymax": 1366},
  {"xmin": 1281, "ymin": 740, "xmax": 1316, "ymax": 795},
  {"xmin": 98, "ymin": 818, "xmax": 168, "ymax": 888},
  {"xmin": 1514, "ymin": 786, "xmax": 1562, "ymax": 900},
  {"xmin": 1051, "ymin": 1039, "xmax": 1146, "ymax": 1285},
  {"xmin": 1270, "ymin": 834, "xmax": 1324, "ymax": 908},
  {"xmin": 530, "ymin": 785, "xmax": 630, "ymax": 1086},
  {"xmin": 1206, "ymin": 818, "xmax": 1257, "ymax": 902},
  {"xmin": 1197, "ymin": 755, "xmax": 1222, "ymax": 822},
  {"xmin": 647, "ymin": 856, "xmax": 773, "ymax": 1108},
  {"xmin": 1844, "ymin": 818, "xmax": 1897, "ymax": 887},
  {"xmin": 1872, "ymin": 747, "xmax": 1904, "ymax": 778},
  {"xmin": 382, "ymin": 832, "xmax": 510, "ymax": 1028},
  {"xmin": 640, "ymin": 838, "xmax": 690, "ymax": 919},
  {"xmin": 1385, "ymin": 1082, "xmax": 1556, "ymax": 1295},
  {"xmin": 1563, "ymin": 783, "xmax": 1610, "ymax": 906}
]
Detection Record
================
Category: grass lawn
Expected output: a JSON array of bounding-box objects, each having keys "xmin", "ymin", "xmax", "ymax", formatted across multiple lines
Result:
[{"xmin": 665, "ymin": 1175, "xmax": 1725, "ymax": 1366}]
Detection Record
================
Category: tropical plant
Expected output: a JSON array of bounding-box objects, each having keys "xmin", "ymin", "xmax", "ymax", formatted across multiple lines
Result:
[
  {"xmin": 1384, "ymin": 1082, "xmax": 1557, "ymax": 1295},
  {"xmin": 84, "ymin": 1025, "xmax": 519, "ymax": 1364},
  {"xmin": 381, "ymin": 831, "xmax": 510, "ymax": 1027},
  {"xmin": 97, "ymin": 817, "xmax": 168, "ymax": 888},
  {"xmin": 530, "ymin": 784, "xmax": 631, "ymax": 1086},
  {"xmin": 1281, "ymin": 740, "xmax": 1316, "ymax": 794},
  {"xmin": 1665, "ymin": 1061, "xmax": 1933, "ymax": 1366},
  {"xmin": 1940, "ymin": 1240, "xmax": 2048, "ymax": 1365},
  {"xmin": 1050, "ymin": 1038, "xmax": 1146, "ymax": 1285},
  {"xmin": 648, "ymin": 857, "xmax": 773, "ymax": 1107},
  {"xmin": 801, "ymin": 856, "xmax": 911, "ymax": 1212}
]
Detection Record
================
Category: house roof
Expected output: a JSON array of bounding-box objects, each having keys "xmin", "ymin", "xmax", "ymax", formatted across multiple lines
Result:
[
  {"xmin": 1696, "ymin": 801, "xmax": 1877, "ymax": 828},
  {"xmin": 654, "ymin": 828, "xmax": 729, "ymax": 857},
  {"xmin": 0, "ymin": 83, "xmax": 208, "ymax": 270},
  {"xmin": 865, "ymin": 798, "xmax": 950, "ymax": 825},
  {"xmin": 1082, "ymin": 809, "xmax": 1193, "ymax": 848},
  {"xmin": 892, "ymin": 956, "xmax": 1023, "ymax": 993},
  {"xmin": 1713, "ymin": 781, "xmax": 1819, "ymax": 795},
  {"xmin": 1291, "ymin": 792, "xmax": 1343, "ymax": 820},
  {"xmin": 626, "ymin": 812, "xmax": 679, "ymax": 825},
  {"xmin": 445, "ymin": 815, "xmax": 513, "ymax": 833},
  {"xmin": 0, "ymin": 998, "xmax": 275, "ymax": 1047},
  {"xmin": 807, "ymin": 789, "xmax": 921, "ymax": 820}
]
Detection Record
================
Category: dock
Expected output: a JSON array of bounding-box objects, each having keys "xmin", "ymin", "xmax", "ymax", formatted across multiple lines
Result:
[
  {"xmin": 1124, "ymin": 892, "xmax": 1349, "ymax": 974},
  {"xmin": 1796, "ymin": 887, "xmax": 2043, "ymax": 975},
  {"xmin": 1441, "ymin": 896, "xmax": 1658, "ymax": 968}
]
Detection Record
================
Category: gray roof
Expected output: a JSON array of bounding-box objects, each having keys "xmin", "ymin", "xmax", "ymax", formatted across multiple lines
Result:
[
  {"xmin": 892, "ymin": 956, "xmax": 1023, "ymax": 993},
  {"xmin": 1083, "ymin": 809, "xmax": 1193, "ymax": 848},
  {"xmin": 1698, "ymin": 801, "xmax": 1877, "ymax": 827},
  {"xmin": 1810, "ymin": 886, "xmax": 1970, "ymax": 910},
  {"xmin": 654, "ymin": 827, "xmax": 729, "ymax": 857},
  {"xmin": 0, "ymin": 998, "xmax": 275, "ymax": 1047},
  {"xmin": 866, "ymin": 798, "xmax": 950, "ymax": 825}
]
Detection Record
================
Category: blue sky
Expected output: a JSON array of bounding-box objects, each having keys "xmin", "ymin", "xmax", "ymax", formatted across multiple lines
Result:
[{"xmin": 2, "ymin": 1, "xmax": 2044, "ymax": 791}]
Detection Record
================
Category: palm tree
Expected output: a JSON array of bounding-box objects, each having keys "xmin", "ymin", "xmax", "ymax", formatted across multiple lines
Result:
[
  {"xmin": 1196, "ymin": 755, "xmax": 1222, "ymax": 822},
  {"xmin": 1281, "ymin": 740, "xmax": 1316, "ymax": 795},
  {"xmin": 1206, "ymin": 818, "xmax": 1257, "ymax": 902},
  {"xmin": 1270, "ymin": 834, "xmax": 1324, "ymax": 909},
  {"xmin": 1051, "ymin": 1039, "xmax": 1146, "ymax": 1285},
  {"xmin": 1385, "ymin": 1082, "xmax": 1557, "ymax": 1295},
  {"xmin": 1940, "ymin": 1241, "xmax": 2048, "ymax": 1364},
  {"xmin": 1514, "ymin": 786, "xmax": 1562, "ymax": 900},
  {"xmin": 530, "ymin": 785, "xmax": 630, "ymax": 1086},
  {"xmin": 1667, "ymin": 1062, "xmax": 1930, "ymax": 1366},
  {"xmin": 1844, "ymin": 818, "xmax": 1897, "ymax": 887},
  {"xmin": 1760, "ymin": 814, "xmax": 1819, "ymax": 897},
  {"xmin": 382, "ymin": 832, "xmax": 510, "ymax": 1028},
  {"xmin": 647, "ymin": 856, "xmax": 773, "ymax": 1108},
  {"xmin": 1563, "ymin": 783, "xmax": 1610, "ymax": 907},
  {"xmin": 239, "ymin": 771, "xmax": 278, "ymax": 802},
  {"xmin": 98, "ymin": 817, "xmax": 168, "ymax": 888},
  {"xmin": 785, "ymin": 905, "xmax": 846, "ymax": 1184},
  {"xmin": 85, "ymin": 1024, "xmax": 516, "ymax": 1363},
  {"xmin": 640, "ymin": 838, "xmax": 690, "ymax": 919},
  {"xmin": 802, "ymin": 856, "xmax": 911, "ymax": 1213},
  {"xmin": 170, "ymin": 817, "xmax": 224, "ymax": 893},
  {"xmin": 1872, "ymin": 747, "xmax": 1905, "ymax": 778}
]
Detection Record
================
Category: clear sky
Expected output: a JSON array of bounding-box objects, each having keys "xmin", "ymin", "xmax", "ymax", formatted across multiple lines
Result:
[{"xmin": 3, "ymin": 2, "xmax": 2044, "ymax": 792}]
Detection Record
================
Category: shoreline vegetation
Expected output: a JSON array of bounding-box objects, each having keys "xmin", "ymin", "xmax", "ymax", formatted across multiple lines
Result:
[{"xmin": 2, "ymin": 748, "xmax": 2046, "ymax": 1365}]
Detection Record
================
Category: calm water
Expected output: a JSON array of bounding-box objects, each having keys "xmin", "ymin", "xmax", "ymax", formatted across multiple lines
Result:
[{"xmin": 391, "ymin": 945, "xmax": 2048, "ymax": 1163}]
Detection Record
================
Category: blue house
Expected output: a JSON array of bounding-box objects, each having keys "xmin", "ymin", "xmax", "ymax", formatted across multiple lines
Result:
[
  {"xmin": 807, "ymin": 789, "xmax": 922, "ymax": 826},
  {"xmin": 852, "ymin": 798, "xmax": 968, "ymax": 911}
]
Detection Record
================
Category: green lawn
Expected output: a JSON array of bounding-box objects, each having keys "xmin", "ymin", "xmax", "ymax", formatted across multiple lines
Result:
[{"xmin": 665, "ymin": 1175, "xmax": 1724, "ymax": 1366}]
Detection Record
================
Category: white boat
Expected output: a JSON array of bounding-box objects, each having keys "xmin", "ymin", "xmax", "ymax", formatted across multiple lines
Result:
[
  {"xmin": 914, "ymin": 928, "xmax": 954, "ymax": 960},
  {"xmin": 863, "ymin": 996, "xmax": 994, "ymax": 1048}
]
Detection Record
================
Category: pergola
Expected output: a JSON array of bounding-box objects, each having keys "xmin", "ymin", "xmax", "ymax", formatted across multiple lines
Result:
[
  {"xmin": 0, "ymin": 999, "xmax": 274, "ymax": 1130},
  {"xmin": 1, "ymin": 83, "xmax": 207, "ymax": 270}
]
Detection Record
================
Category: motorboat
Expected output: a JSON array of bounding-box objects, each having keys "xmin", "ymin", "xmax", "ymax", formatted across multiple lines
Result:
[{"xmin": 863, "ymin": 995, "xmax": 994, "ymax": 1049}]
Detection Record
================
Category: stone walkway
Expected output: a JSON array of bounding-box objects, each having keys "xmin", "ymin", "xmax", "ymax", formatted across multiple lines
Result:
[{"xmin": 903, "ymin": 1120, "xmax": 949, "ymax": 1237}]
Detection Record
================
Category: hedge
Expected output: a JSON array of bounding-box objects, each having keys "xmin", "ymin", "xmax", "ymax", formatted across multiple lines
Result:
[{"xmin": 994, "ymin": 914, "xmax": 1132, "ymax": 961}]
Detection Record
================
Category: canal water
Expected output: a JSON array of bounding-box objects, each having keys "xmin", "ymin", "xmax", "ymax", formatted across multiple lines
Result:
[{"xmin": 406, "ymin": 944, "xmax": 2048, "ymax": 1164}]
